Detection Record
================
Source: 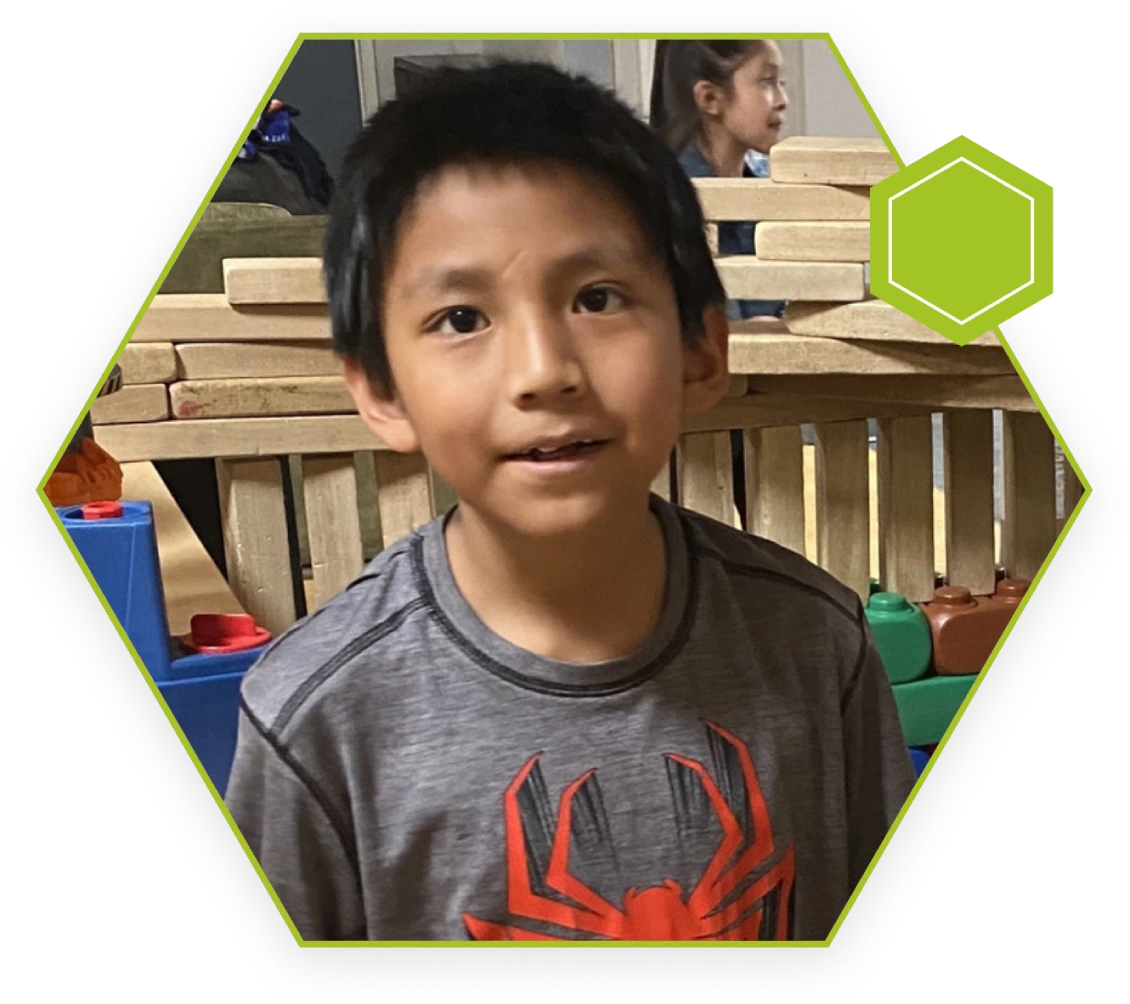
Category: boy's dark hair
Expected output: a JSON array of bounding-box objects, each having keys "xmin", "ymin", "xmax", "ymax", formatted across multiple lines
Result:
[{"xmin": 324, "ymin": 60, "xmax": 726, "ymax": 394}]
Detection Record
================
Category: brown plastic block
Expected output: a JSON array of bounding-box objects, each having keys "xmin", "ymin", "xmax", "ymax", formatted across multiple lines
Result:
[{"xmin": 919, "ymin": 578, "xmax": 1030, "ymax": 675}]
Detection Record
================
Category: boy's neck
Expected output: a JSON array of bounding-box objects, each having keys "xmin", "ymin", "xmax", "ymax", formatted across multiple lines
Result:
[
  {"xmin": 697, "ymin": 123, "xmax": 748, "ymax": 178},
  {"xmin": 443, "ymin": 496, "xmax": 668, "ymax": 665}
]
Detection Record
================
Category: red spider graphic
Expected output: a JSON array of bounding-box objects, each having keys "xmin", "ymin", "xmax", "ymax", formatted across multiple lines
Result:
[{"xmin": 463, "ymin": 722, "xmax": 795, "ymax": 941}]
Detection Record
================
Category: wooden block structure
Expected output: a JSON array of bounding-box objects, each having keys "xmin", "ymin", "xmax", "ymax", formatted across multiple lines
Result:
[{"xmin": 89, "ymin": 139, "xmax": 1064, "ymax": 632}]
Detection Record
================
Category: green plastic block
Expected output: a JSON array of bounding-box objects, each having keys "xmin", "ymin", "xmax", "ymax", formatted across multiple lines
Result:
[
  {"xmin": 866, "ymin": 591, "xmax": 933, "ymax": 684},
  {"xmin": 891, "ymin": 674, "xmax": 978, "ymax": 746}
]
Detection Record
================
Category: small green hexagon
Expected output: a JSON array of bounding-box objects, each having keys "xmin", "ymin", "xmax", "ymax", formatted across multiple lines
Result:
[{"xmin": 872, "ymin": 136, "xmax": 1053, "ymax": 345}]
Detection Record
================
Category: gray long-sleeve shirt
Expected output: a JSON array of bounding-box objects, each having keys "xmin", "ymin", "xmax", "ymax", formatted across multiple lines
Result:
[{"xmin": 226, "ymin": 495, "xmax": 914, "ymax": 942}]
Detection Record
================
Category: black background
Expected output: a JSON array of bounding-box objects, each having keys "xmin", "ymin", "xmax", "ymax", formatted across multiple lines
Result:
[{"xmin": 17, "ymin": 3, "xmax": 1107, "ymax": 999}]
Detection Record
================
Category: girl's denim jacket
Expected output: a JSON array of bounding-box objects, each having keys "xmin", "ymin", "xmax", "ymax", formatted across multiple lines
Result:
[{"xmin": 678, "ymin": 143, "xmax": 786, "ymax": 321}]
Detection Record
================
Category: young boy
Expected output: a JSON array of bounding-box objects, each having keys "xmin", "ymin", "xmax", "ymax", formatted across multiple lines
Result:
[{"xmin": 225, "ymin": 61, "xmax": 915, "ymax": 943}]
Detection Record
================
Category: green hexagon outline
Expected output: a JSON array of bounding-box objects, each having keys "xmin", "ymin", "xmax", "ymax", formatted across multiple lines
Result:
[
  {"xmin": 891, "ymin": 158, "xmax": 1034, "ymax": 322},
  {"xmin": 871, "ymin": 135, "xmax": 1053, "ymax": 345},
  {"xmin": 33, "ymin": 32, "xmax": 1090, "ymax": 949}
]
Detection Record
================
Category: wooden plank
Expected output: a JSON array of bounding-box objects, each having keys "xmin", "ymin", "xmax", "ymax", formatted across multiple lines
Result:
[
  {"xmin": 693, "ymin": 177, "xmax": 870, "ymax": 221},
  {"xmin": 215, "ymin": 457, "xmax": 296, "ymax": 636},
  {"xmin": 224, "ymin": 258, "xmax": 326, "ymax": 305},
  {"xmin": 716, "ymin": 259, "xmax": 864, "ymax": 302},
  {"xmin": 769, "ymin": 137, "xmax": 897, "ymax": 186},
  {"xmin": 1002, "ymin": 412, "xmax": 1057, "ymax": 580},
  {"xmin": 374, "ymin": 452, "xmax": 435, "ymax": 549},
  {"xmin": 133, "ymin": 293, "xmax": 330, "ymax": 343},
  {"xmin": 943, "ymin": 410, "xmax": 996, "ymax": 594},
  {"xmin": 90, "ymin": 384, "xmax": 168, "ymax": 425},
  {"xmin": 119, "ymin": 343, "xmax": 176, "ymax": 384},
  {"xmin": 683, "ymin": 394, "xmax": 928, "ymax": 434},
  {"xmin": 743, "ymin": 426, "xmax": 805, "ymax": 554},
  {"xmin": 729, "ymin": 333, "xmax": 1013, "ymax": 377},
  {"xmin": 755, "ymin": 221, "xmax": 871, "ymax": 262},
  {"xmin": 120, "ymin": 462, "xmax": 245, "ymax": 637},
  {"xmin": 785, "ymin": 300, "xmax": 998, "ymax": 347},
  {"xmin": 676, "ymin": 432, "xmax": 738, "ymax": 527},
  {"xmin": 95, "ymin": 414, "xmax": 383, "ymax": 462},
  {"xmin": 175, "ymin": 342, "xmax": 339, "ymax": 380},
  {"xmin": 302, "ymin": 455, "xmax": 364, "ymax": 609},
  {"xmin": 876, "ymin": 415, "xmax": 935, "ymax": 602},
  {"xmin": 814, "ymin": 420, "xmax": 870, "ymax": 599},
  {"xmin": 169, "ymin": 376, "xmax": 353, "ymax": 420},
  {"xmin": 743, "ymin": 374, "xmax": 1035, "ymax": 412}
]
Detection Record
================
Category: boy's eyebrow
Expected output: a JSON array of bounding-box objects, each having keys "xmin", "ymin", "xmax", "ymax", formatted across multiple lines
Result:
[{"xmin": 401, "ymin": 245, "xmax": 644, "ymax": 297}]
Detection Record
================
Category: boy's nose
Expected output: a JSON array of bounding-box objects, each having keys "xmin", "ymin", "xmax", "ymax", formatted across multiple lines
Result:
[{"xmin": 503, "ymin": 314, "xmax": 587, "ymax": 406}]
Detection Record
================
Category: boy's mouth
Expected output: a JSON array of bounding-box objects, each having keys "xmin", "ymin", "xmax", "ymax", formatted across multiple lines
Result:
[{"xmin": 504, "ymin": 438, "xmax": 610, "ymax": 463}]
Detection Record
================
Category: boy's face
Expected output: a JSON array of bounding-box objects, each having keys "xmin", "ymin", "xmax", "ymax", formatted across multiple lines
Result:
[
  {"xmin": 346, "ymin": 162, "xmax": 728, "ymax": 539},
  {"xmin": 721, "ymin": 42, "xmax": 788, "ymax": 155}
]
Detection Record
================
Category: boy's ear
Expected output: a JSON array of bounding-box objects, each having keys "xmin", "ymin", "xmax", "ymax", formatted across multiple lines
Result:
[
  {"xmin": 681, "ymin": 305, "xmax": 731, "ymax": 419},
  {"xmin": 342, "ymin": 357, "xmax": 421, "ymax": 454}
]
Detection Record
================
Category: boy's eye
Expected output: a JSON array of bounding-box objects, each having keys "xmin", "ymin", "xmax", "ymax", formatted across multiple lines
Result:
[
  {"xmin": 431, "ymin": 306, "xmax": 487, "ymax": 336},
  {"xmin": 574, "ymin": 286, "xmax": 627, "ymax": 314}
]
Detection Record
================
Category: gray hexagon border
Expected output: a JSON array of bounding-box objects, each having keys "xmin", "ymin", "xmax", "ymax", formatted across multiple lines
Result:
[{"xmin": 4, "ymin": 0, "xmax": 1120, "ymax": 999}]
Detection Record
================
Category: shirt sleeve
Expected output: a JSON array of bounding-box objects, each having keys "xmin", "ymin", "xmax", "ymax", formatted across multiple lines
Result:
[
  {"xmin": 225, "ymin": 705, "xmax": 366, "ymax": 941},
  {"xmin": 840, "ymin": 603, "xmax": 917, "ymax": 889}
]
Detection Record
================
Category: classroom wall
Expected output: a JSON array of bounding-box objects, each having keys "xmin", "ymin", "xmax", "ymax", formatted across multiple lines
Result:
[{"xmin": 272, "ymin": 39, "xmax": 363, "ymax": 180}]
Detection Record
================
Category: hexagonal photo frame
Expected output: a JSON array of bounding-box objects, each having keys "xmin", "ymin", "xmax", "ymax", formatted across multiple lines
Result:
[{"xmin": 4, "ymin": 3, "xmax": 1116, "ymax": 999}]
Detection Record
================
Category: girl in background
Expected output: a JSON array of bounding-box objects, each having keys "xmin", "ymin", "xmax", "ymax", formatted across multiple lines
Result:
[
  {"xmin": 651, "ymin": 40, "xmax": 790, "ymax": 526},
  {"xmin": 650, "ymin": 39, "xmax": 789, "ymax": 320}
]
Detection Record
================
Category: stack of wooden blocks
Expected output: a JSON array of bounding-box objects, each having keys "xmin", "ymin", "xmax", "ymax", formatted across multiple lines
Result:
[{"xmin": 90, "ymin": 137, "xmax": 1075, "ymax": 634}]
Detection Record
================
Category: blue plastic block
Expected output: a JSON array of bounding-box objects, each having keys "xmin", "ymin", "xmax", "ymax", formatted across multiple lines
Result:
[
  {"xmin": 58, "ymin": 502, "xmax": 172, "ymax": 679},
  {"xmin": 909, "ymin": 747, "xmax": 930, "ymax": 778},
  {"xmin": 159, "ymin": 643, "xmax": 268, "ymax": 796}
]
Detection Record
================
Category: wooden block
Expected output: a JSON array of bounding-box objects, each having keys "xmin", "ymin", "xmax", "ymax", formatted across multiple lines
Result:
[
  {"xmin": 374, "ymin": 452, "xmax": 435, "ymax": 550},
  {"xmin": 877, "ymin": 415, "xmax": 935, "ymax": 602},
  {"xmin": 133, "ymin": 293, "xmax": 330, "ymax": 343},
  {"xmin": 743, "ymin": 374, "xmax": 1035, "ymax": 412},
  {"xmin": 813, "ymin": 420, "xmax": 871, "ymax": 600},
  {"xmin": 676, "ymin": 432, "xmax": 738, "ymax": 527},
  {"xmin": 119, "ymin": 343, "xmax": 176, "ymax": 384},
  {"xmin": 943, "ymin": 410, "xmax": 996, "ymax": 595},
  {"xmin": 770, "ymin": 137, "xmax": 897, "ymax": 186},
  {"xmin": 744, "ymin": 426, "xmax": 805, "ymax": 554},
  {"xmin": 224, "ymin": 258, "xmax": 326, "ymax": 305},
  {"xmin": 216, "ymin": 457, "xmax": 296, "ymax": 636},
  {"xmin": 1002, "ymin": 412, "xmax": 1057, "ymax": 580},
  {"xmin": 169, "ymin": 376, "xmax": 353, "ymax": 420},
  {"xmin": 704, "ymin": 223, "xmax": 719, "ymax": 256},
  {"xmin": 90, "ymin": 384, "xmax": 168, "ymax": 425},
  {"xmin": 302, "ymin": 455, "xmax": 364, "ymax": 610},
  {"xmin": 693, "ymin": 177, "xmax": 870, "ymax": 221},
  {"xmin": 755, "ymin": 221, "xmax": 871, "ymax": 262},
  {"xmin": 94, "ymin": 415, "xmax": 383, "ymax": 462},
  {"xmin": 724, "ymin": 374, "xmax": 748, "ymax": 398},
  {"xmin": 716, "ymin": 259, "xmax": 864, "ymax": 302},
  {"xmin": 785, "ymin": 300, "xmax": 998, "ymax": 347},
  {"xmin": 683, "ymin": 394, "xmax": 929, "ymax": 435},
  {"xmin": 729, "ymin": 333, "xmax": 1013, "ymax": 377},
  {"xmin": 650, "ymin": 453, "xmax": 672, "ymax": 502},
  {"xmin": 121, "ymin": 462, "xmax": 245, "ymax": 637},
  {"xmin": 175, "ymin": 342, "xmax": 340, "ymax": 380}
]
